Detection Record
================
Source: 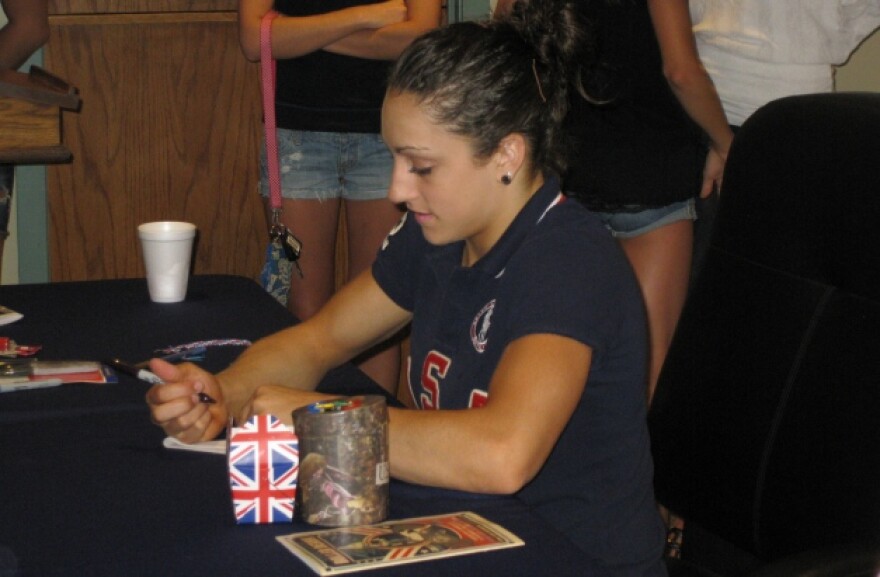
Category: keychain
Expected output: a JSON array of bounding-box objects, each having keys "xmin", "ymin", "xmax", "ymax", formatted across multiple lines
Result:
[{"xmin": 270, "ymin": 211, "xmax": 303, "ymax": 278}]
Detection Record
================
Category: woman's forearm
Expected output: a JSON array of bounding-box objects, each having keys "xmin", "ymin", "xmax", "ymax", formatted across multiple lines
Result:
[
  {"xmin": 238, "ymin": 0, "xmax": 407, "ymax": 61},
  {"xmin": 648, "ymin": 0, "xmax": 733, "ymax": 156},
  {"xmin": 324, "ymin": 0, "xmax": 442, "ymax": 60}
]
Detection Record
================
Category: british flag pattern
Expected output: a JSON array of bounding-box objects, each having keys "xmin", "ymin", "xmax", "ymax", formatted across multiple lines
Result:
[{"xmin": 228, "ymin": 414, "xmax": 299, "ymax": 524}]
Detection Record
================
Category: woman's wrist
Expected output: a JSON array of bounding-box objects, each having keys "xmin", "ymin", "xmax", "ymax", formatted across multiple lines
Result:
[{"xmin": 708, "ymin": 142, "xmax": 729, "ymax": 162}]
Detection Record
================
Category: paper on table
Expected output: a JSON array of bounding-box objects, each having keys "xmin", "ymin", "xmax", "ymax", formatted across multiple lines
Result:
[
  {"xmin": 0, "ymin": 378, "xmax": 63, "ymax": 393},
  {"xmin": 0, "ymin": 306, "xmax": 22, "ymax": 326},
  {"xmin": 162, "ymin": 436, "xmax": 226, "ymax": 455},
  {"xmin": 32, "ymin": 360, "xmax": 103, "ymax": 375},
  {"xmin": 276, "ymin": 511, "xmax": 525, "ymax": 576},
  {"xmin": 0, "ymin": 361, "xmax": 116, "ymax": 385}
]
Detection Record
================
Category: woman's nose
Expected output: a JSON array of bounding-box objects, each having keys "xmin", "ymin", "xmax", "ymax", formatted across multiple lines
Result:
[{"xmin": 386, "ymin": 164, "xmax": 415, "ymax": 204}]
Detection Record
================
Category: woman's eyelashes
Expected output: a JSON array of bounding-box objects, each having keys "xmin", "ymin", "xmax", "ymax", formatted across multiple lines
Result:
[{"xmin": 408, "ymin": 164, "xmax": 433, "ymax": 176}]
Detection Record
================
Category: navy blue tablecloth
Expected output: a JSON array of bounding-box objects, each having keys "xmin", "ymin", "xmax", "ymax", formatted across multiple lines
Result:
[{"xmin": 0, "ymin": 276, "xmax": 603, "ymax": 577}]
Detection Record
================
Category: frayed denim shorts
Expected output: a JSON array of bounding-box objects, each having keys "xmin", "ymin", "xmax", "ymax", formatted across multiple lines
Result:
[
  {"xmin": 594, "ymin": 198, "xmax": 697, "ymax": 239},
  {"xmin": 260, "ymin": 129, "xmax": 392, "ymax": 201}
]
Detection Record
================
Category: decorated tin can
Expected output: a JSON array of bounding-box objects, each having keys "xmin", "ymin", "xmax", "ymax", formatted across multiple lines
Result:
[{"xmin": 292, "ymin": 395, "xmax": 389, "ymax": 526}]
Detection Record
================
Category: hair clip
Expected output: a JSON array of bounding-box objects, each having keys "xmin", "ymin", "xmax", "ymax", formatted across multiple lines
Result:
[{"xmin": 532, "ymin": 59, "xmax": 547, "ymax": 103}]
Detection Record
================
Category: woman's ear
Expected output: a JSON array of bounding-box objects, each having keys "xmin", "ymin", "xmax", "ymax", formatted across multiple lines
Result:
[{"xmin": 493, "ymin": 133, "xmax": 528, "ymax": 182}]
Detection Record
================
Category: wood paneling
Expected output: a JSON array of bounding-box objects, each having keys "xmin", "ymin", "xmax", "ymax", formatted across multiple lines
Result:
[
  {"xmin": 44, "ymin": 5, "xmax": 266, "ymax": 281},
  {"xmin": 0, "ymin": 99, "xmax": 60, "ymax": 150},
  {"xmin": 0, "ymin": 68, "xmax": 80, "ymax": 163},
  {"xmin": 48, "ymin": 0, "xmax": 238, "ymax": 16}
]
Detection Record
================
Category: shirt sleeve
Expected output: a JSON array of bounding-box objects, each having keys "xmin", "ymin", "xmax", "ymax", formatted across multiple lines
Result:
[
  {"xmin": 838, "ymin": 1, "xmax": 880, "ymax": 65},
  {"xmin": 691, "ymin": 0, "xmax": 880, "ymax": 65},
  {"xmin": 501, "ymin": 215, "xmax": 646, "ymax": 363},
  {"xmin": 372, "ymin": 213, "xmax": 419, "ymax": 312}
]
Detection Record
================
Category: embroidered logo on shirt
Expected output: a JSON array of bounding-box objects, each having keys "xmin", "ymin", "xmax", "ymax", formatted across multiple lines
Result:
[{"xmin": 470, "ymin": 299, "xmax": 496, "ymax": 353}]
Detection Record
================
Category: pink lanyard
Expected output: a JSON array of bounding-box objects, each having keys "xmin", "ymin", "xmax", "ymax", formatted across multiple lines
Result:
[{"xmin": 260, "ymin": 11, "xmax": 282, "ymax": 219}]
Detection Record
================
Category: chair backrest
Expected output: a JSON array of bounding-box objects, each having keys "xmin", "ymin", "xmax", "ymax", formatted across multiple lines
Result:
[{"xmin": 649, "ymin": 93, "xmax": 880, "ymax": 566}]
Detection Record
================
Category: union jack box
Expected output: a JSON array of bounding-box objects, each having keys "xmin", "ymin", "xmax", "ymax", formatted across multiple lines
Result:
[{"xmin": 227, "ymin": 414, "xmax": 299, "ymax": 524}]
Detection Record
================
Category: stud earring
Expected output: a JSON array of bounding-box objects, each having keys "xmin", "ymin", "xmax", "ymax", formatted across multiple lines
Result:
[{"xmin": 501, "ymin": 172, "xmax": 513, "ymax": 185}]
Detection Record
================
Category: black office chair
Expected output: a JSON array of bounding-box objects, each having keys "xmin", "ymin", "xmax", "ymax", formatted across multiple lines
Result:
[{"xmin": 648, "ymin": 93, "xmax": 880, "ymax": 577}]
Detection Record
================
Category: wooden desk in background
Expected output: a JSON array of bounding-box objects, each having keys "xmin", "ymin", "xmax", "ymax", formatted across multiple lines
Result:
[
  {"xmin": 44, "ymin": 0, "xmax": 268, "ymax": 283},
  {"xmin": 0, "ymin": 66, "xmax": 80, "ymax": 165}
]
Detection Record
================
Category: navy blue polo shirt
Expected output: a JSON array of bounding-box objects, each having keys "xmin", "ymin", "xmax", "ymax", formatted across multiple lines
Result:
[{"xmin": 372, "ymin": 177, "xmax": 666, "ymax": 573}]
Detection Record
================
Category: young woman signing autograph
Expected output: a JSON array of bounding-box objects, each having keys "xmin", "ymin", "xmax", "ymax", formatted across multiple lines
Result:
[{"xmin": 147, "ymin": 2, "xmax": 667, "ymax": 573}]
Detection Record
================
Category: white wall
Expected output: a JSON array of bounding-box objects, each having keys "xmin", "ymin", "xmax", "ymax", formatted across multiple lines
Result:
[{"xmin": 836, "ymin": 28, "xmax": 880, "ymax": 92}]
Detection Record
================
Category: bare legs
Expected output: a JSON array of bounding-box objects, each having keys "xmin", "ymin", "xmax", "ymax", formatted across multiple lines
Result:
[
  {"xmin": 620, "ymin": 219, "xmax": 692, "ymax": 554},
  {"xmin": 276, "ymin": 197, "xmax": 341, "ymax": 321},
  {"xmin": 344, "ymin": 199, "xmax": 404, "ymax": 391},
  {"xmin": 273, "ymin": 196, "xmax": 403, "ymax": 394},
  {"xmin": 618, "ymin": 219, "xmax": 693, "ymax": 404}
]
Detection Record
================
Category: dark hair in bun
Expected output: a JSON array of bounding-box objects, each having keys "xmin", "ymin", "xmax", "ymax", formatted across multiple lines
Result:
[{"xmin": 387, "ymin": 0, "xmax": 596, "ymax": 178}]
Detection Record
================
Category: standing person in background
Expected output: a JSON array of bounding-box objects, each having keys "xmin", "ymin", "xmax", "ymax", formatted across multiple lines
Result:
[
  {"xmin": 238, "ymin": 0, "xmax": 442, "ymax": 394},
  {"xmin": 690, "ymin": 0, "xmax": 880, "ymax": 130},
  {"xmin": 0, "ymin": 0, "xmax": 50, "ymax": 281},
  {"xmin": 689, "ymin": 0, "xmax": 880, "ymax": 275},
  {"xmin": 497, "ymin": 0, "xmax": 733, "ymax": 403}
]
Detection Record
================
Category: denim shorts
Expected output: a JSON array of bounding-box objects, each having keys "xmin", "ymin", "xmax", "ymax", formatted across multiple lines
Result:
[
  {"xmin": 260, "ymin": 129, "xmax": 392, "ymax": 201},
  {"xmin": 594, "ymin": 198, "xmax": 697, "ymax": 239}
]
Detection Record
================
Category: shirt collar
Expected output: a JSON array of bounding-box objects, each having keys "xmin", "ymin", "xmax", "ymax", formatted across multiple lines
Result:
[{"xmin": 471, "ymin": 174, "xmax": 564, "ymax": 276}]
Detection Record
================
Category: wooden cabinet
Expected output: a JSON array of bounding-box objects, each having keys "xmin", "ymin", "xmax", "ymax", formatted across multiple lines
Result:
[
  {"xmin": 0, "ymin": 67, "xmax": 80, "ymax": 164},
  {"xmin": 44, "ymin": 0, "xmax": 266, "ymax": 281}
]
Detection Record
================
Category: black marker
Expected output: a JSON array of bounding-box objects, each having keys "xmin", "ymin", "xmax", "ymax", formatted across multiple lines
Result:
[{"xmin": 107, "ymin": 358, "xmax": 216, "ymax": 404}]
